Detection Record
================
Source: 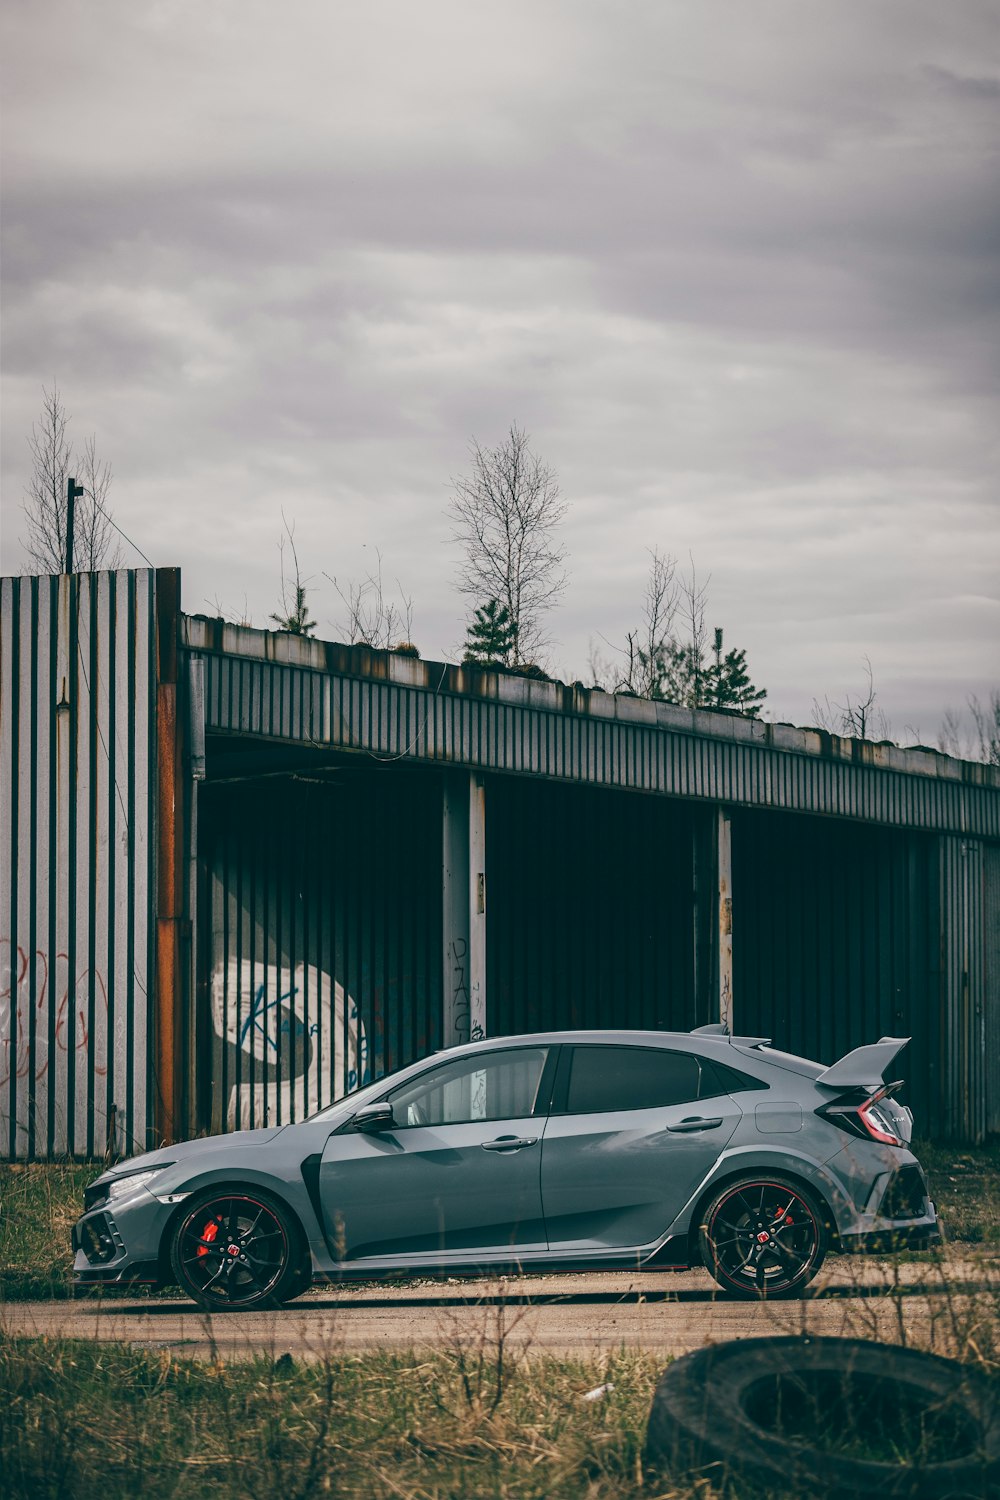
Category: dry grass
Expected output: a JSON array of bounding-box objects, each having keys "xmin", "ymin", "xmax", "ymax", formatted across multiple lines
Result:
[
  {"xmin": 0, "ymin": 1162, "xmax": 94, "ymax": 1299},
  {"xmin": 2, "ymin": 1150, "xmax": 998, "ymax": 1498},
  {"xmin": 0, "ymin": 1338, "xmax": 697, "ymax": 1500},
  {"xmin": 918, "ymin": 1138, "xmax": 1000, "ymax": 1246}
]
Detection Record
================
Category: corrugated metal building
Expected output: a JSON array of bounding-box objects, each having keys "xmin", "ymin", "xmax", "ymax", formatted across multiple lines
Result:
[{"xmin": 2, "ymin": 566, "xmax": 998, "ymax": 1157}]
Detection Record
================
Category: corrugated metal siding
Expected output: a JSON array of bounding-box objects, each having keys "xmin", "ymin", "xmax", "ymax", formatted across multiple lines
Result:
[
  {"xmin": 1, "ymin": 571, "xmax": 156, "ymax": 1159},
  {"xmin": 938, "ymin": 837, "xmax": 987, "ymax": 1142},
  {"xmin": 985, "ymin": 843, "xmax": 1000, "ymax": 1139},
  {"xmin": 487, "ymin": 779, "xmax": 701, "ymax": 1035},
  {"xmin": 195, "ymin": 652, "xmax": 1000, "ymax": 840},
  {"xmin": 732, "ymin": 810, "xmax": 940, "ymax": 1131},
  {"xmin": 201, "ymin": 767, "xmax": 442, "ymax": 1132}
]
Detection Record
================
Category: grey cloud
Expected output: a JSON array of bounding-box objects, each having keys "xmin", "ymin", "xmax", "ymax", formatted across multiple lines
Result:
[{"xmin": 1, "ymin": 1, "xmax": 997, "ymax": 733}]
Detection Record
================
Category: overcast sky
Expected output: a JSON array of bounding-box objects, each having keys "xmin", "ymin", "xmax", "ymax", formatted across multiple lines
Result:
[{"xmin": 2, "ymin": 1, "xmax": 997, "ymax": 743}]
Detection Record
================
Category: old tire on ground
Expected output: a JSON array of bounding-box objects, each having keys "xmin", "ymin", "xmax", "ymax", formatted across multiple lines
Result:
[
  {"xmin": 698, "ymin": 1173, "xmax": 827, "ymax": 1298},
  {"xmin": 171, "ymin": 1187, "xmax": 305, "ymax": 1312},
  {"xmin": 645, "ymin": 1336, "xmax": 1000, "ymax": 1500}
]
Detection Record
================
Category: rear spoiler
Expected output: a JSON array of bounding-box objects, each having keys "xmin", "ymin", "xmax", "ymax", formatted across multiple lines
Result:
[{"xmin": 815, "ymin": 1036, "xmax": 910, "ymax": 1090}]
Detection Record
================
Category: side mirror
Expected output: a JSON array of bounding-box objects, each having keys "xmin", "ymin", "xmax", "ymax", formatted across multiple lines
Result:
[{"xmin": 351, "ymin": 1101, "xmax": 395, "ymax": 1133}]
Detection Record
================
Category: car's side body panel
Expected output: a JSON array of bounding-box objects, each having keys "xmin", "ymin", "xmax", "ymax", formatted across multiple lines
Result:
[
  {"xmin": 539, "ymin": 1097, "xmax": 742, "ymax": 1251},
  {"xmin": 319, "ymin": 1115, "xmax": 546, "ymax": 1260}
]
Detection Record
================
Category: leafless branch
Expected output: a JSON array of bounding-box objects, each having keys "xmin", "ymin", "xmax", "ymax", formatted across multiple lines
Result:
[
  {"xmin": 324, "ymin": 550, "xmax": 414, "ymax": 650},
  {"xmin": 813, "ymin": 656, "xmax": 892, "ymax": 741},
  {"xmin": 20, "ymin": 385, "xmax": 121, "ymax": 572},
  {"xmin": 939, "ymin": 692, "xmax": 1000, "ymax": 765},
  {"xmin": 270, "ymin": 513, "xmax": 316, "ymax": 635},
  {"xmin": 449, "ymin": 423, "xmax": 567, "ymax": 667}
]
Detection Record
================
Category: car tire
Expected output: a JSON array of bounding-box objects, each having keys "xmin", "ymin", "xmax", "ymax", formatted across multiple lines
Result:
[
  {"xmin": 645, "ymin": 1336, "xmax": 1000, "ymax": 1500},
  {"xmin": 170, "ymin": 1187, "xmax": 305, "ymax": 1312},
  {"xmin": 699, "ymin": 1172, "xmax": 827, "ymax": 1298}
]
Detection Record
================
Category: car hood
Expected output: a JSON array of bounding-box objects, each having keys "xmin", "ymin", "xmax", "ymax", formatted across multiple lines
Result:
[{"xmin": 89, "ymin": 1126, "xmax": 287, "ymax": 1188}]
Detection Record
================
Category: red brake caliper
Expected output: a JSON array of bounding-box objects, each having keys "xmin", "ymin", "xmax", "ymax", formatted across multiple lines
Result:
[{"xmin": 197, "ymin": 1219, "xmax": 220, "ymax": 1258}]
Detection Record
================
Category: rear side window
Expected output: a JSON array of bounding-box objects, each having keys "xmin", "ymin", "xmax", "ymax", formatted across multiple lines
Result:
[
  {"xmin": 699, "ymin": 1056, "xmax": 768, "ymax": 1097},
  {"xmin": 563, "ymin": 1046, "xmax": 701, "ymax": 1114}
]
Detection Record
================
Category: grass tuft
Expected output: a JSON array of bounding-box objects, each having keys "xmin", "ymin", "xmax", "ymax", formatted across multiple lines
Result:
[{"xmin": 0, "ymin": 1338, "xmax": 677, "ymax": 1500}]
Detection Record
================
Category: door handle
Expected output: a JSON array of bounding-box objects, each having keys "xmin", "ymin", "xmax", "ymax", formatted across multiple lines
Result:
[
  {"xmin": 481, "ymin": 1136, "xmax": 538, "ymax": 1151},
  {"xmin": 666, "ymin": 1117, "xmax": 724, "ymax": 1133}
]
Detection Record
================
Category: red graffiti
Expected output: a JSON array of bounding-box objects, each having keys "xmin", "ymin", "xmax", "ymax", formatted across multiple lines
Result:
[{"xmin": 0, "ymin": 939, "xmax": 109, "ymax": 1088}]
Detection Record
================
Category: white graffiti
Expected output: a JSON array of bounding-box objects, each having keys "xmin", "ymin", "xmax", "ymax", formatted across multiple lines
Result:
[{"xmin": 211, "ymin": 961, "xmax": 367, "ymax": 1131}]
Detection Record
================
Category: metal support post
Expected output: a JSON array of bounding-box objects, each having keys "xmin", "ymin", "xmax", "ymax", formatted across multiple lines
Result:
[
  {"xmin": 442, "ymin": 771, "xmax": 487, "ymax": 1048},
  {"xmin": 718, "ymin": 809, "xmax": 733, "ymax": 1032}
]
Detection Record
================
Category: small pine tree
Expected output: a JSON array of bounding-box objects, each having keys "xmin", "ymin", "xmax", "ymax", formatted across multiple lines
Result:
[
  {"xmin": 463, "ymin": 598, "xmax": 517, "ymax": 667},
  {"xmin": 706, "ymin": 627, "xmax": 766, "ymax": 716},
  {"xmin": 270, "ymin": 585, "xmax": 316, "ymax": 636}
]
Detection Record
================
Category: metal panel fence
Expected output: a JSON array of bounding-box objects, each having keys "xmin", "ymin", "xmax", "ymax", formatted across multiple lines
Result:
[
  {"xmin": 1, "ymin": 571, "xmax": 157, "ymax": 1159},
  {"xmin": 986, "ymin": 843, "xmax": 1000, "ymax": 1140},
  {"xmin": 731, "ymin": 809, "xmax": 941, "ymax": 1130},
  {"xmin": 486, "ymin": 779, "xmax": 702, "ymax": 1037},
  {"xmin": 201, "ymin": 766, "xmax": 443, "ymax": 1132},
  {"xmin": 938, "ymin": 837, "xmax": 988, "ymax": 1142}
]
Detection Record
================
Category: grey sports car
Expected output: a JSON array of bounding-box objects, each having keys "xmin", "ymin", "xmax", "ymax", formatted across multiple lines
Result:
[{"xmin": 73, "ymin": 1026, "xmax": 941, "ymax": 1307}]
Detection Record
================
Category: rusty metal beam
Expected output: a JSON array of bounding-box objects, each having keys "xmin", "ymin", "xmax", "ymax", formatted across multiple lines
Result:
[{"xmin": 155, "ymin": 569, "xmax": 184, "ymax": 1143}]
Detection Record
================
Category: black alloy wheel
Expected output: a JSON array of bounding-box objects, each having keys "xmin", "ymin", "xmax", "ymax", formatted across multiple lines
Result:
[
  {"xmin": 171, "ymin": 1189, "xmax": 303, "ymax": 1311},
  {"xmin": 700, "ymin": 1175, "xmax": 827, "ymax": 1299}
]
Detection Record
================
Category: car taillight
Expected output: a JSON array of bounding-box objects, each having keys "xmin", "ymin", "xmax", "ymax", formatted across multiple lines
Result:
[
  {"xmin": 818, "ymin": 1082, "xmax": 906, "ymax": 1148},
  {"xmin": 857, "ymin": 1094, "xmax": 905, "ymax": 1147}
]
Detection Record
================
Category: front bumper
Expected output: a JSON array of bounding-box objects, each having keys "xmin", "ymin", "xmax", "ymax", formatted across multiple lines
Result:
[
  {"xmin": 73, "ymin": 1262, "xmax": 161, "ymax": 1294},
  {"xmin": 71, "ymin": 1185, "xmax": 176, "ymax": 1292}
]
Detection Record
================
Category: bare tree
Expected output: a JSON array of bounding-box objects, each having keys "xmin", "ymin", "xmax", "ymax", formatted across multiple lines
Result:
[
  {"xmin": 325, "ymin": 550, "xmax": 415, "ymax": 651},
  {"xmin": 939, "ymin": 691, "xmax": 1000, "ymax": 766},
  {"xmin": 21, "ymin": 386, "xmax": 122, "ymax": 572},
  {"xmin": 449, "ymin": 424, "xmax": 567, "ymax": 667},
  {"xmin": 668, "ymin": 560, "xmax": 711, "ymax": 707},
  {"xmin": 269, "ymin": 515, "xmax": 316, "ymax": 635},
  {"xmin": 813, "ymin": 656, "xmax": 891, "ymax": 741},
  {"xmin": 205, "ymin": 593, "xmax": 254, "ymax": 626},
  {"xmin": 591, "ymin": 552, "xmax": 764, "ymax": 714},
  {"xmin": 626, "ymin": 546, "xmax": 679, "ymax": 697},
  {"xmin": 591, "ymin": 547, "xmax": 678, "ymax": 695},
  {"xmin": 970, "ymin": 692, "xmax": 1000, "ymax": 766}
]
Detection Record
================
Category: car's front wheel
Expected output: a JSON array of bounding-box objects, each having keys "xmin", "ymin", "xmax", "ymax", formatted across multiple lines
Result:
[
  {"xmin": 699, "ymin": 1174, "xmax": 827, "ymax": 1299},
  {"xmin": 170, "ymin": 1188, "xmax": 304, "ymax": 1311}
]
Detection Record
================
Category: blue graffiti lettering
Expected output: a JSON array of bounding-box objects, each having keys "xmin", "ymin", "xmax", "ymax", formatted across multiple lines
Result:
[{"xmin": 238, "ymin": 984, "xmax": 301, "ymax": 1054}]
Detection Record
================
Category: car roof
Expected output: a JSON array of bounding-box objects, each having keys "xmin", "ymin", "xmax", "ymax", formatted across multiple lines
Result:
[{"xmin": 439, "ymin": 1028, "xmax": 753, "ymax": 1055}]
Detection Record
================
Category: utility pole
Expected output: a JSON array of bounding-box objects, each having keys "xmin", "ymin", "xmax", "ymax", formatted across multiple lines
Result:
[{"xmin": 65, "ymin": 476, "xmax": 84, "ymax": 573}]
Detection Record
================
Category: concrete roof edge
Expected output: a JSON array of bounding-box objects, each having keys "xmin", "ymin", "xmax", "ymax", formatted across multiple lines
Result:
[{"xmin": 179, "ymin": 614, "xmax": 1000, "ymax": 790}]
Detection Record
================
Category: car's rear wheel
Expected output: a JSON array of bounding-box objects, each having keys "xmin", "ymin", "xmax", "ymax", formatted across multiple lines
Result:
[
  {"xmin": 699, "ymin": 1174, "xmax": 827, "ymax": 1299},
  {"xmin": 171, "ymin": 1188, "xmax": 304, "ymax": 1311}
]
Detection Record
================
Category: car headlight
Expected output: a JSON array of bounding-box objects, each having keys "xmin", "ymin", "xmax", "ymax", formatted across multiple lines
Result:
[{"xmin": 105, "ymin": 1167, "xmax": 169, "ymax": 1202}]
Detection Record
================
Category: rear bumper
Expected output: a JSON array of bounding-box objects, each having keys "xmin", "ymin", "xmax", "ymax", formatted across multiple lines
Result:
[{"xmin": 839, "ymin": 1214, "xmax": 943, "ymax": 1255}]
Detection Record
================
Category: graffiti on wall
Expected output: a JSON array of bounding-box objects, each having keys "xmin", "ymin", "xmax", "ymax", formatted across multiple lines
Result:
[
  {"xmin": 446, "ymin": 936, "xmax": 485, "ymax": 1048},
  {"xmin": 0, "ymin": 939, "xmax": 108, "ymax": 1091},
  {"xmin": 212, "ymin": 960, "xmax": 367, "ymax": 1130}
]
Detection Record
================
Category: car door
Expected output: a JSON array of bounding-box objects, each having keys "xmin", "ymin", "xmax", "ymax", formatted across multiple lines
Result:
[
  {"xmin": 539, "ymin": 1044, "xmax": 743, "ymax": 1252},
  {"xmin": 318, "ymin": 1045, "xmax": 552, "ymax": 1265}
]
